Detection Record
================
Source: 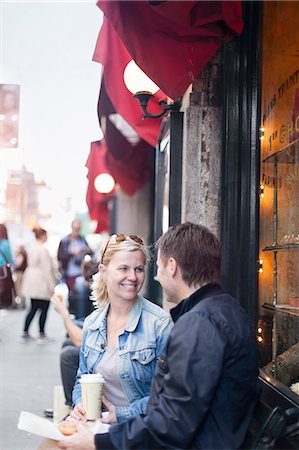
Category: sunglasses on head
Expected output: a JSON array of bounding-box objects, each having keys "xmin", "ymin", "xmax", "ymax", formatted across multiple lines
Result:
[{"xmin": 101, "ymin": 234, "xmax": 144, "ymax": 264}]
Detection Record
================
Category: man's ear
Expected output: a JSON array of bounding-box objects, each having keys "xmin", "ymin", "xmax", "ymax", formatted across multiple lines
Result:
[{"xmin": 167, "ymin": 257, "xmax": 178, "ymax": 277}]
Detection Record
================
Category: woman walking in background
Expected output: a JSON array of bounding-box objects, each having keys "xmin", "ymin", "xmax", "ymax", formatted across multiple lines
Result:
[
  {"xmin": 0, "ymin": 224, "xmax": 13, "ymax": 264},
  {"xmin": 0, "ymin": 223, "xmax": 14, "ymax": 309},
  {"xmin": 14, "ymin": 245, "xmax": 27, "ymax": 308},
  {"xmin": 21, "ymin": 227, "xmax": 56, "ymax": 342}
]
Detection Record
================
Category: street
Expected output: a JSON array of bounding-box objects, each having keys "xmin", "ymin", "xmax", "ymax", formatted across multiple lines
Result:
[{"xmin": 0, "ymin": 306, "xmax": 66, "ymax": 450}]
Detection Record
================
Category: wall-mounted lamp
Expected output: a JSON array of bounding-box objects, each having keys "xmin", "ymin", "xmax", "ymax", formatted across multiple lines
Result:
[
  {"xmin": 259, "ymin": 184, "xmax": 265, "ymax": 198},
  {"xmin": 123, "ymin": 60, "xmax": 181, "ymax": 119},
  {"xmin": 259, "ymin": 127, "xmax": 265, "ymax": 140},
  {"xmin": 94, "ymin": 173, "xmax": 115, "ymax": 194},
  {"xmin": 257, "ymin": 259, "xmax": 263, "ymax": 273}
]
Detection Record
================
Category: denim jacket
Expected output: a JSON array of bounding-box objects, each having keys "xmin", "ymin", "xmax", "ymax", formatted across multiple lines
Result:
[{"xmin": 72, "ymin": 295, "xmax": 173, "ymax": 423}]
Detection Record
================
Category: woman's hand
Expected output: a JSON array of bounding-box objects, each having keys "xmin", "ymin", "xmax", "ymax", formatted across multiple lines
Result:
[
  {"xmin": 68, "ymin": 402, "xmax": 87, "ymax": 422},
  {"xmin": 101, "ymin": 396, "xmax": 117, "ymax": 424}
]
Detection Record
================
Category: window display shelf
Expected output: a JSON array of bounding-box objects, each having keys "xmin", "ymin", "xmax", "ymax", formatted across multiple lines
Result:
[
  {"xmin": 261, "ymin": 139, "xmax": 299, "ymax": 312},
  {"xmin": 262, "ymin": 303, "xmax": 299, "ymax": 318},
  {"xmin": 263, "ymin": 243, "xmax": 299, "ymax": 252},
  {"xmin": 263, "ymin": 139, "xmax": 299, "ymax": 164}
]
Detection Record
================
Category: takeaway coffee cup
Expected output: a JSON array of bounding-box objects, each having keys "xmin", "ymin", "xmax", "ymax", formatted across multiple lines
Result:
[{"xmin": 80, "ymin": 373, "xmax": 105, "ymax": 420}]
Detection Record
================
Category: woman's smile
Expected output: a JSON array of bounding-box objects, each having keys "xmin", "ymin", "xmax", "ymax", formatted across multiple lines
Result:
[{"xmin": 103, "ymin": 250, "xmax": 146, "ymax": 302}]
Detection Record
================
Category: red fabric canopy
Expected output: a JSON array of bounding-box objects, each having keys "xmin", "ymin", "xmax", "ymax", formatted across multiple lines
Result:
[
  {"xmin": 85, "ymin": 141, "xmax": 114, "ymax": 233},
  {"xmin": 105, "ymin": 118, "xmax": 153, "ymax": 196},
  {"xmin": 93, "ymin": 18, "xmax": 166, "ymax": 148},
  {"xmin": 98, "ymin": 0, "xmax": 243, "ymax": 100},
  {"xmin": 98, "ymin": 80, "xmax": 153, "ymax": 196}
]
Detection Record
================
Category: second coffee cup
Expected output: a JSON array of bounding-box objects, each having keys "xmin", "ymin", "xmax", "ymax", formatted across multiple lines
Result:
[{"xmin": 80, "ymin": 373, "xmax": 105, "ymax": 421}]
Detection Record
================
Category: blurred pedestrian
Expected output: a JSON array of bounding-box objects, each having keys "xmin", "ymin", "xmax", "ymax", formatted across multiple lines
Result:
[
  {"xmin": 71, "ymin": 256, "xmax": 98, "ymax": 319},
  {"xmin": 0, "ymin": 223, "xmax": 15, "ymax": 309},
  {"xmin": 14, "ymin": 245, "xmax": 27, "ymax": 308},
  {"xmin": 0, "ymin": 224, "xmax": 13, "ymax": 265},
  {"xmin": 50, "ymin": 296, "xmax": 84, "ymax": 409},
  {"xmin": 21, "ymin": 227, "xmax": 56, "ymax": 342},
  {"xmin": 57, "ymin": 220, "xmax": 93, "ymax": 293}
]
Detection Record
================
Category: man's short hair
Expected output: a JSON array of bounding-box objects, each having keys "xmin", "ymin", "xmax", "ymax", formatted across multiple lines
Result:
[{"xmin": 156, "ymin": 222, "xmax": 221, "ymax": 287}]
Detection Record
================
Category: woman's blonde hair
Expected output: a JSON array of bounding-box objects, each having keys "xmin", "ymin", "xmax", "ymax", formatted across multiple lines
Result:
[{"xmin": 91, "ymin": 234, "xmax": 148, "ymax": 307}]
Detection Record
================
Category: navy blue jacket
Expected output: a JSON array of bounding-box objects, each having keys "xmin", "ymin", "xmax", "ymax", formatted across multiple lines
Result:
[
  {"xmin": 57, "ymin": 234, "xmax": 92, "ymax": 277},
  {"xmin": 95, "ymin": 284, "xmax": 259, "ymax": 449}
]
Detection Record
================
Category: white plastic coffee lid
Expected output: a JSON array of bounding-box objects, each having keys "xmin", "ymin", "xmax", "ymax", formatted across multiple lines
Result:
[{"xmin": 80, "ymin": 373, "xmax": 105, "ymax": 383}]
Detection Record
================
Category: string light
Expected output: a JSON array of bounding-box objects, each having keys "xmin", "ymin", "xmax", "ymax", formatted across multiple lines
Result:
[
  {"xmin": 258, "ymin": 259, "xmax": 263, "ymax": 273},
  {"xmin": 257, "ymin": 325, "xmax": 263, "ymax": 343}
]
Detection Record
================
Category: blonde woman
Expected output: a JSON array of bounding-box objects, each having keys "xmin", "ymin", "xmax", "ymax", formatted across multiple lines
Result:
[{"xmin": 70, "ymin": 234, "xmax": 173, "ymax": 424}]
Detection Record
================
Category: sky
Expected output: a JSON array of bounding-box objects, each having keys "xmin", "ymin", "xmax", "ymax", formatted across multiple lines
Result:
[{"xmin": 1, "ymin": 0, "xmax": 103, "ymax": 220}]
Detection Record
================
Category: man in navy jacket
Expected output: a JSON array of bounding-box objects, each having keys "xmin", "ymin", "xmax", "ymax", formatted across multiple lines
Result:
[
  {"xmin": 57, "ymin": 219, "xmax": 92, "ymax": 292},
  {"xmin": 58, "ymin": 222, "xmax": 259, "ymax": 450}
]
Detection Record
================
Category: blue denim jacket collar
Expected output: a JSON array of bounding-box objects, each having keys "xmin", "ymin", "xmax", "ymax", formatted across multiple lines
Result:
[{"xmin": 88, "ymin": 295, "xmax": 143, "ymax": 333}]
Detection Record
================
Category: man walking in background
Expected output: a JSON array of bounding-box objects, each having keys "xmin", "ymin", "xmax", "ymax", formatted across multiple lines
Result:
[
  {"xmin": 59, "ymin": 222, "xmax": 259, "ymax": 450},
  {"xmin": 57, "ymin": 219, "xmax": 92, "ymax": 293},
  {"xmin": 57, "ymin": 220, "xmax": 93, "ymax": 318}
]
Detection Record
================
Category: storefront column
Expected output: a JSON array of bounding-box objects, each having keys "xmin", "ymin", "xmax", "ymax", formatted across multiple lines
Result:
[
  {"xmin": 115, "ymin": 180, "xmax": 152, "ymax": 243},
  {"xmin": 181, "ymin": 51, "xmax": 222, "ymax": 238}
]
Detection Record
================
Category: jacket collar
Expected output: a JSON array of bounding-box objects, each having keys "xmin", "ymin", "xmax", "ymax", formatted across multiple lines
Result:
[
  {"xmin": 88, "ymin": 295, "xmax": 144, "ymax": 333},
  {"xmin": 170, "ymin": 283, "xmax": 223, "ymax": 323}
]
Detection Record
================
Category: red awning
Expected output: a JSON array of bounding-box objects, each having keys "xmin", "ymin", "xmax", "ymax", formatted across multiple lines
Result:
[
  {"xmin": 105, "ymin": 118, "xmax": 153, "ymax": 196},
  {"xmin": 98, "ymin": 0, "xmax": 243, "ymax": 100},
  {"xmin": 85, "ymin": 141, "xmax": 114, "ymax": 233},
  {"xmin": 98, "ymin": 80, "xmax": 153, "ymax": 196},
  {"xmin": 93, "ymin": 18, "xmax": 167, "ymax": 148}
]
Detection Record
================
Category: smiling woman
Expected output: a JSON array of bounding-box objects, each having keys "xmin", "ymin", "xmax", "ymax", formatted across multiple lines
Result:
[{"xmin": 69, "ymin": 234, "xmax": 173, "ymax": 424}]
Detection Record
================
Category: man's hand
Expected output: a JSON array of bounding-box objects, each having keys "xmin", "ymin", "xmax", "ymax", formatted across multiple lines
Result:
[
  {"xmin": 57, "ymin": 424, "xmax": 96, "ymax": 450},
  {"xmin": 101, "ymin": 396, "xmax": 117, "ymax": 424}
]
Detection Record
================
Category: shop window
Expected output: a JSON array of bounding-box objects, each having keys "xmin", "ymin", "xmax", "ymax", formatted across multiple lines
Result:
[{"xmin": 259, "ymin": 2, "xmax": 299, "ymax": 396}]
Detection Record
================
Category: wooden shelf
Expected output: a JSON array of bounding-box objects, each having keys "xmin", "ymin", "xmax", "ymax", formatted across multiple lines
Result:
[
  {"xmin": 263, "ymin": 243, "xmax": 299, "ymax": 252},
  {"xmin": 263, "ymin": 139, "xmax": 299, "ymax": 164},
  {"xmin": 262, "ymin": 303, "xmax": 299, "ymax": 318}
]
